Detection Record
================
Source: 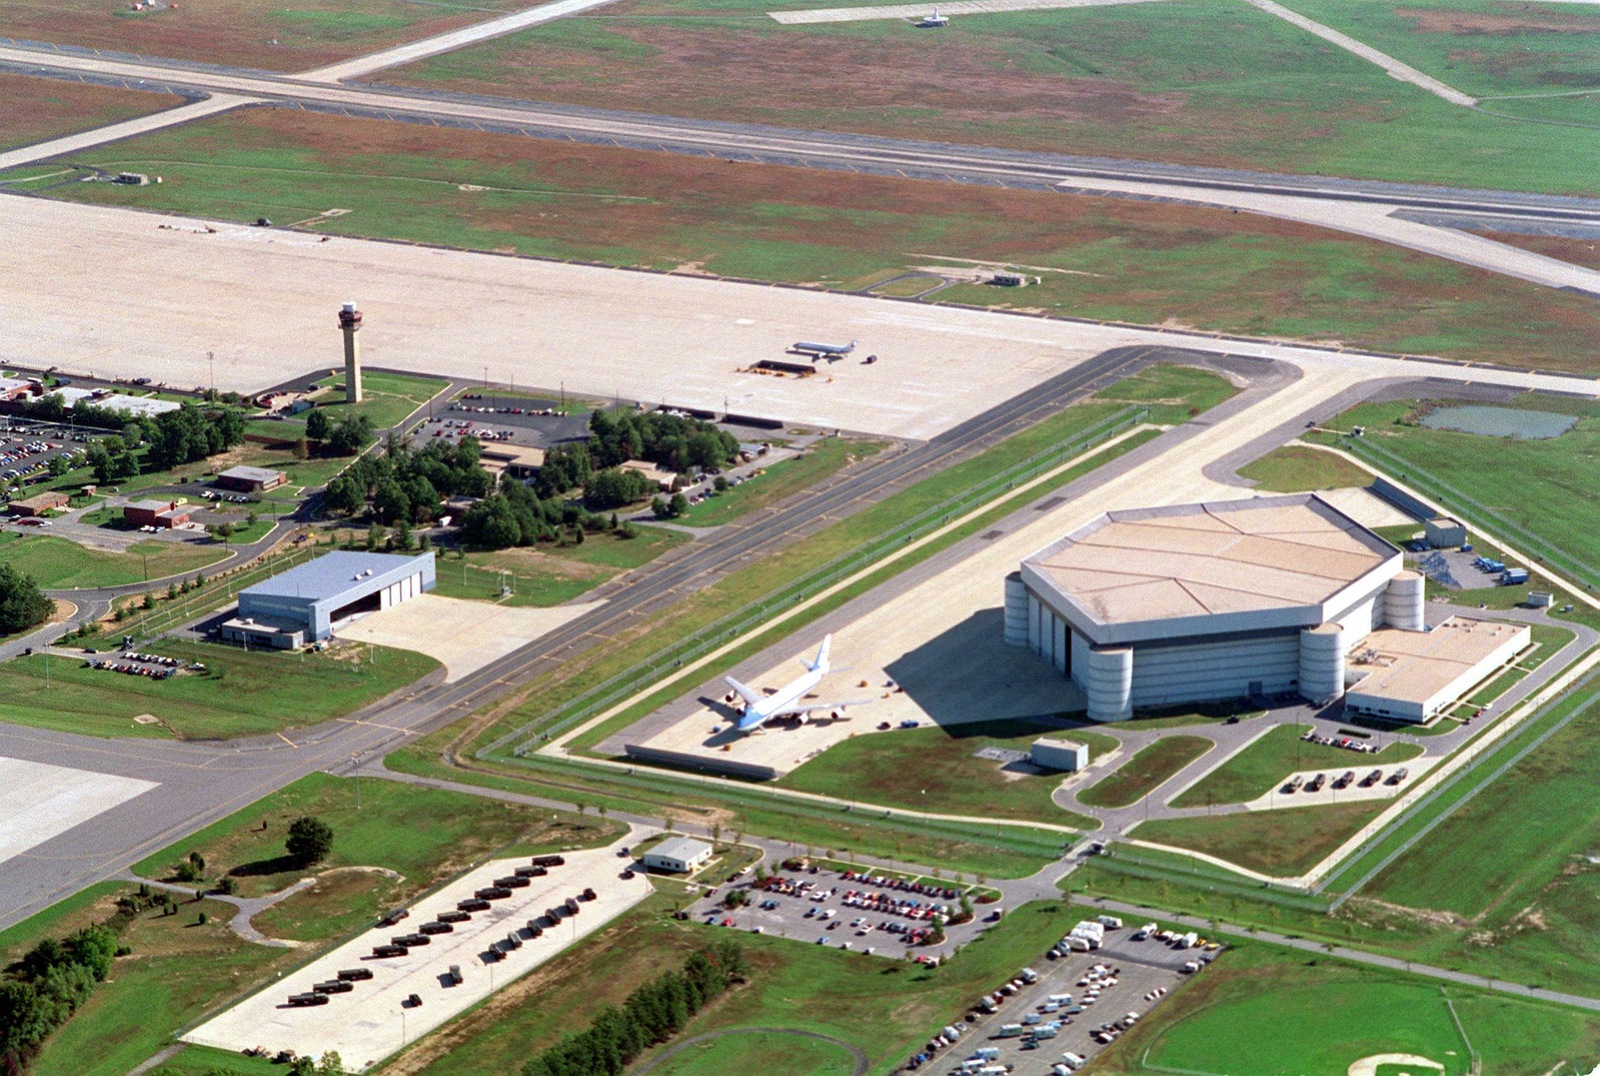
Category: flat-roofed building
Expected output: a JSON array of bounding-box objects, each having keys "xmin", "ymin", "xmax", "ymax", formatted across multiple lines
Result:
[
  {"xmin": 1344, "ymin": 617, "xmax": 1530, "ymax": 723},
  {"xmin": 640, "ymin": 837, "xmax": 712, "ymax": 874},
  {"xmin": 1425, "ymin": 517, "xmax": 1467, "ymax": 549},
  {"xmin": 620, "ymin": 459, "xmax": 677, "ymax": 492},
  {"xmin": 215, "ymin": 465, "xmax": 287, "ymax": 493},
  {"xmin": 123, "ymin": 498, "xmax": 190, "ymax": 529},
  {"xmin": 478, "ymin": 444, "xmax": 546, "ymax": 481},
  {"xmin": 1009, "ymin": 495, "xmax": 1420, "ymax": 720},
  {"xmin": 221, "ymin": 550, "xmax": 435, "ymax": 647},
  {"xmin": 1030, "ymin": 737, "xmax": 1088, "ymax": 772},
  {"xmin": 7, "ymin": 491, "xmax": 69, "ymax": 516},
  {"xmin": 50, "ymin": 387, "xmax": 180, "ymax": 418}
]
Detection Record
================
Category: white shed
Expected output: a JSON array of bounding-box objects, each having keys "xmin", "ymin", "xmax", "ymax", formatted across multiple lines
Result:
[{"xmin": 641, "ymin": 837, "xmax": 713, "ymax": 874}]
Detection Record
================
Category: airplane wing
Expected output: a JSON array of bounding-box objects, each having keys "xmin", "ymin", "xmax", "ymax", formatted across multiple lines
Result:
[
  {"xmin": 724, "ymin": 676, "xmax": 763, "ymax": 708},
  {"xmin": 779, "ymin": 696, "xmax": 880, "ymax": 716}
]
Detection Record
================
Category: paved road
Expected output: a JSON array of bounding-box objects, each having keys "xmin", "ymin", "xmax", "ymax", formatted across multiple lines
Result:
[{"xmin": 4, "ymin": 46, "xmax": 1600, "ymax": 291}]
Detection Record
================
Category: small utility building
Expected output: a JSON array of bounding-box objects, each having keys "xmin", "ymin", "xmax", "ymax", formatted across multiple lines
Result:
[
  {"xmin": 1030, "ymin": 738, "xmax": 1088, "ymax": 772},
  {"xmin": 1425, "ymin": 517, "xmax": 1467, "ymax": 549},
  {"xmin": 221, "ymin": 550, "xmax": 435, "ymax": 649},
  {"xmin": 641, "ymin": 837, "xmax": 712, "ymax": 874}
]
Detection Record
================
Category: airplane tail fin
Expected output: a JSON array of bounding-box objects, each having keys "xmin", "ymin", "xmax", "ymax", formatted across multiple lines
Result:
[
  {"xmin": 801, "ymin": 634, "xmax": 832, "ymax": 673},
  {"xmin": 725, "ymin": 677, "xmax": 762, "ymax": 709}
]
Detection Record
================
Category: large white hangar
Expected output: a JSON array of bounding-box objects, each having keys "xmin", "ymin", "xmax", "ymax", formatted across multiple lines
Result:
[
  {"xmin": 1002, "ymin": 494, "xmax": 1486, "ymax": 721},
  {"xmin": 221, "ymin": 550, "xmax": 436, "ymax": 648}
]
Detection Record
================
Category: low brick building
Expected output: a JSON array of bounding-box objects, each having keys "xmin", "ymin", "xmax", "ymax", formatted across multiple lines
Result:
[
  {"xmin": 124, "ymin": 499, "xmax": 190, "ymax": 529},
  {"xmin": 7, "ymin": 491, "xmax": 69, "ymax": 517},
  {"xmin": 216, "ymin": 465, "xmax": 287, "ymax": 493}
]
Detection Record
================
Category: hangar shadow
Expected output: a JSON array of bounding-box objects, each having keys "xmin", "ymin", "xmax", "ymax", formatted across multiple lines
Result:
[{"xmin": 883, "ymin": 608, "xmax": 1086, "ymax": 730}]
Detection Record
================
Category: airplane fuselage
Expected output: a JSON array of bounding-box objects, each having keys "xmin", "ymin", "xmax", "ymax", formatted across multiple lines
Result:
[{"xmin": 735, "ymin": 667, "xmax": 825, "ymax": 731}]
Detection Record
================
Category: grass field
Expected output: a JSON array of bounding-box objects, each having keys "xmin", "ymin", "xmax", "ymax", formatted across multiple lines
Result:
[
  {"xmin": 0, "ymin": 73, "xmax": 176, "ymax": 153},
  {"xmin": 676, "ymin": 437, "xmax": 882, "ymax": 528},
  {"xmin": 648, "ymin": 1030, "xmax": 859, "ymax": 1075},
  {"xmin": 1079, "ymin": 735, "xmax": 1212, "ymax": 809},
  {"xmin": 1094, "ymin": 942, "xmax": 1600, "ymax": 1076},
  {"xmin": 1134, "ymin": 799, "xmax": 1388, "ymax": 878},
  {"xmin": 0, "ymin": 0, "xmax": 520, "ymax": 69},
  {"xmin": 1171, "ymin": 724, "xmax": 1423, "ymax": 807},
  {"xmin": 11, "ymin": 108, "xmax": 1600, "ymax": 371},
  {"xmin": 3, "ymin": 775, "xmax": 614, "ymax": 1076},
  {"xmin": 777, "ymin": 718, "xmax": 1110, "ymax": 825},
  {"xmin": 1236, "ymin": 443, "xmax": 1371, "ymax": 492},
  {"xmin": 385, "ymin": 0, "xmax": 1597, "ymax": 196},
  {"xmin": 1323, "ymin": 393, "xmax": 1600, "ymax": 589},
  {"xmin": 0, "ymin": 532, "xmax": 225, "ymax": 589},
  {"xmin": 304, "ymin": 369, "xmax": 448, "ymax": 431},
  {"xmin": 429, "ymin": 524, "xmax": 689, "ymax": 606},
  {"xmin": 0, "ymin": 638, "xmax": 438, "ymax": 740},
  {"xmin": 384, "ymin": 896, "xmax": 1078, "ymax": 1075}
]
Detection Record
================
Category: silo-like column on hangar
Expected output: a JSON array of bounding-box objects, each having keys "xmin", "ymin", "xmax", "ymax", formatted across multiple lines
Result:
[
  {"xmin": 1299, "ymin": 622, "xmax": 1347, "ymax": 704},
  {"xmin": 1385, "ymin": 570, "xmax": 1425, "ymax": 631},
  {"xmin": 1002, "ymin": 572, "xmax": 1029, "ymax": 647},
  {"xmin": 1085, "ymin": 645, "xmax": 1133, "ymax": 721}
]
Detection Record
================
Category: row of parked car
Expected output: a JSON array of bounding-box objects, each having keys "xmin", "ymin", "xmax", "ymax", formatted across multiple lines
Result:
[
  {"xmin": 1301, "ymin": 730, "xmax": 1381, "ymax": 754},
  {"xmin": 1282, "ymin": 767, "xmax": 1407, "ymax": 794}
]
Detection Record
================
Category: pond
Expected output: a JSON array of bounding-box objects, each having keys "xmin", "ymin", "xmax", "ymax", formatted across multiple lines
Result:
[{"xmin": 1419, "ymin": 405, "xmax": 1577, "ymax": 440}]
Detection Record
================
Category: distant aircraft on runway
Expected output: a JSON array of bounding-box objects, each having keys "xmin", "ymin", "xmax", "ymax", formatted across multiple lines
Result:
[
  {"xmin": 915, "ymin": 8, "xmax": 949, "ymax": 26},
  {"xmin": 791, "ymin": 339, "xmax": 857, "ymax": 359},
  {"xmin": 723, "ymin": 636, "xmax": 872, "ymax": 732}
]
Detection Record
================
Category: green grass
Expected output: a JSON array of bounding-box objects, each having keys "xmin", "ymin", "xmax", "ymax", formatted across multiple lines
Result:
[
  {"xmin": 676, "ymin": 438, "xmax": 883, "ymax": 528},
  {"xmin": 1237, "ymin": 443, "xmax": 1372, "ymax": 492},
  {"xmin": 0, "ymin": 638, "xmax": 439, "ymax": 740},
  {"xmin": 430, "ymin": 525, "xmax": 690, "ymax": 606},
  {"xmin": 1172, "ymin": 725, "xmax": 1423, "ymax": 807},
  {"xmin": 14, "ymin": 108, "xmax": 1600, "ymax": 372},
  {"xmin": 0, "ymin": 534, "xmax": 226, "ymax": 589},
  {"xmin": 306, "ymin": 370, "xmax": 447, "ymax": 431},
  {"xmin": 389, "ymin": 0, "xmax": 1600, "ymax": 197},
  {"xmin": 777, "ymin": 717, "xmax": 1107, "ymax": 826},
  {"xmin": 1079, "ymin": 735, "xmax": 1213, "ymax": 809},
  {"xmin": 393, "ymin": 897, "xmax": 1079, "ymax": 1075},
  {"xmin": 1093, "ymin": 941, "xmax": 1600, "ymax": 1076},
  {"xmin": 648, "ymin": 1030, "xmax": 859, "ymax": 1075},
  {"xmin": 1134, "ymin": 800, "xmax": 1388, "ymax": 878},
  {"xmin": 1328, "ymin": 393, "xmax": 1600, "ymax": 591}
]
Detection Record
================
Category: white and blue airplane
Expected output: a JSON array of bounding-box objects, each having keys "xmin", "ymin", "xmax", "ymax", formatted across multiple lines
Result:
[
  {"xmin": 791, "ymin": 339, "xmax": 857, "ymax": 359},
  {"xmin": 724, "ymin": 636, "xmax": 870, "ymax": 732}
]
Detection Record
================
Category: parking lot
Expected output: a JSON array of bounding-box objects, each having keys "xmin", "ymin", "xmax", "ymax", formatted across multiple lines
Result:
[
  {"xmin": 686, "ymin": 862, "xmax": 999, "ymax": 957},
  {"xmin": 182, "ymin": 844, "xmax": 651, "ymax": 1071},
  {"xmin": 905, "ymin": 924, "xmax": 1209, "ymax": 1074},
  {"xmin": 0, "ymin": 421, "xmax": 104, "ymax": 506}
]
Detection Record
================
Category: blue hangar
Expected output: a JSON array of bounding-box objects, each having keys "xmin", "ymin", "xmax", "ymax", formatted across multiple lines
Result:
[{"xmin": 220, "ymin": 550, "xmax": 436, "ymax": 649}]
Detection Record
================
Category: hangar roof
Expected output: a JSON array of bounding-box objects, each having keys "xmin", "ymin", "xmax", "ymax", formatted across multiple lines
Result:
[
  {"xmin": 1023, "ymin": 495, "xmax": 1398, "ymax": 632},
  {"xmin": 243, "ymin": 551, "xmax": 425, "ymax": 603}
]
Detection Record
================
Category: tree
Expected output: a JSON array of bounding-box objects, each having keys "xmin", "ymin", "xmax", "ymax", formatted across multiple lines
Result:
[
  {"xmin": 372, "ymin": 479, "xmax": 411, "ymax": 524},
  {"xmin": 585, "ymin": 467, "xmax": 651, "ymax": 510},
  {"xmin": 285, "ymin": 816, "xmax": 334, "ymax": 866},
  {"xmin": 304, "ymin": 408, "xmax": 331, "ymax": 442},
  {"xmin": 326, "ymin": 415, "xmax": 373, "ymax": 456},
  {"xmin": 316, "ymin": 1051, "xmax": 345, "ymax": 1076},
  {"xmin": 322, "ymin": 474, "xmax": 365, "ymax": 516},
  {"xmin": 0, "ymin": 563, "xmax": 52, "ymax": 634},
  {"xmin": 669, "ymin": 492, "xmax": 689, "ymax": 517}
]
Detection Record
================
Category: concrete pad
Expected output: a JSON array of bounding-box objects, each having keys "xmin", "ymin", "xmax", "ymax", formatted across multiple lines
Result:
[
  {"xmin": 0, "ymin": 757, "xmax": 158, "ymax": 864},
  {"xmin": 334, "ymin": 592, "xmax": 601, "ymax": 682},
  {"xmin": 183, "ymin": 847, "xmax": 651, "ymax": 1071},
  {"xmin": 769, "ymin": 0, "xmax": 1165, "ymax": 24}
]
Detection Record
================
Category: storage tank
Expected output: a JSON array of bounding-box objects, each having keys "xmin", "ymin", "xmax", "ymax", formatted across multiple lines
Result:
[
  {"xmin": 1299, "ymin": 622, "xmax": 1347, "ymax": 703},
  {"xmin": 1384, "ymin": 570, "xmax": 1425, "ymax": 632},
  {"xmin": 1085, "ymin": 646, "xmax": 1133, "ymax": 721},
  {"xmin": 1003, "ymin": 572, "xmax": 1029, "ymax": 647}
]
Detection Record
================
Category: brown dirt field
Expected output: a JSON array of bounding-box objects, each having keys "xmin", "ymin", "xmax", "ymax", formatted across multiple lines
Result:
[
  {"xmin": 1399, "ymin": 6, "xmax": 1600, "ymax": 36},
  {"xmin": 1476, "ymin": 230, "xmax": 1600, "ymax": 270},
  {"xmin": 0, "ymin": 72, "xmax": 176, "ymax": 152},
  {"xmin": 0, "ymin": 0, "xmax": 505, "ymax": 70}
]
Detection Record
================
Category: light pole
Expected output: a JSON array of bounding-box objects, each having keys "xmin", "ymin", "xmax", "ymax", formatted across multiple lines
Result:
[{"xmin": 207, "ymin": 350, "xmax": 215, "ymax": 393}]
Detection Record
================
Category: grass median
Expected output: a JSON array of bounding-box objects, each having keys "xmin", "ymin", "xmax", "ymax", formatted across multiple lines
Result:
[
  {"xmin": 1171, "ymin": 725, "xmax": 1422, "ymax": 808},
  {"xmin": 1079, "ymin": 735, "xmax": 1213, "ymax": 809}
]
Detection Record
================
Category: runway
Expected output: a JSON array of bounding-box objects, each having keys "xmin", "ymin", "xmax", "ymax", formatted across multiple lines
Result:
[{"xmin": 4, "ymin": 43, "xmax": 1600, "ymax": 293}]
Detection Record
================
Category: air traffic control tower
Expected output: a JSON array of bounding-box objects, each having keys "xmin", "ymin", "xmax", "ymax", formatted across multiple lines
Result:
[{"xmin": 338, "ymin": 301, "xmax": 364, "ymax": 404}]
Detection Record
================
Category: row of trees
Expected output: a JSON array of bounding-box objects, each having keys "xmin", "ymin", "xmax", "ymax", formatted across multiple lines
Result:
[
  {"xmin": 522, "ymin": 941, "xmax": 748, "ymax": 1076},
  {"xmin": 0, "ymin": 924, "xmax": 119, "ymax": 1069},
  {"xmin": 71, "ymin": 402, "xmax": 247, "ymax": 485},
  {"xmin": 459, "ymin": 479, "xmax": 628, "ymax": 550},
  {"xmin": 587, "ymin": 410, "xmax": 738, "ymax": 475},
  {"xmin": 321, "ymin": 436, "xmax": 491, "ymax": 523}
]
